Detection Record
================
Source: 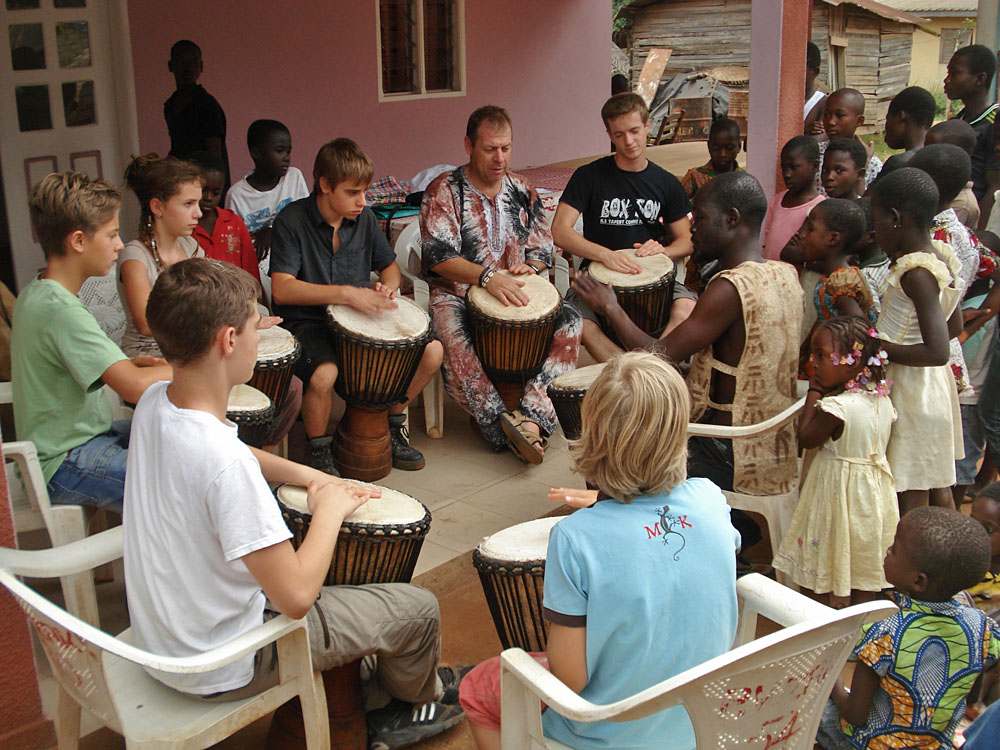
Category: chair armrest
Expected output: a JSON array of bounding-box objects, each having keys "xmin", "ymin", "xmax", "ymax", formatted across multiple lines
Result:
[
  {"xmin": 501, "ymin": 649, "xmax": 598, "ymax": 720},
  {"xmin": 686, "ymin": 397, "xmax": 805, "ymax": 438},
  {"xmin": 0, "ymin": 526, "xmax": 124, "ymax": 576},
  {"xmin": 736, "ymin": 573, "xmax": 834, "ymax": 628}
]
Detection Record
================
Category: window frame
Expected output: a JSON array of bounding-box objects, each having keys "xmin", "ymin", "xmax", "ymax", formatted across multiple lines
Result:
[
  {"xmin": 376, "ymin": 0, "xmax": 466, "ymax": 102},
  {"xmin": 939, "ymin": 27, "xmax": 974, "ymax": 65}
]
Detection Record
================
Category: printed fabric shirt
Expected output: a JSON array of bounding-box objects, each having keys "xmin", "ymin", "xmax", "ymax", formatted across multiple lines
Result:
[
  {"xmin": 814, "ymin": 266, "xmax": 878, "ymax": 326},
  {"xmin": 967, "ymin": 572, "xmax": 1000, "ymax": 619},
  {"xmin": 680, "ymin": 162, "xmax": 744, "ymax": 200},
  {"xmin": 419, "ymin": 167, "xmax": 553, "ymax": 297},
  {"xmin": 932, "ymin": 209, "xmax": 977, "ymax": 394},
  {"xmin": 193, "ymin": 207, "xmax": 260, "ymax": 281},
  {"xmin": 858, "ymin": 253, "xmax": 892, "ymax": 314},
  {"xmin": 842, "ymin": 591, "xmax": 1000, "ymax": 749}
]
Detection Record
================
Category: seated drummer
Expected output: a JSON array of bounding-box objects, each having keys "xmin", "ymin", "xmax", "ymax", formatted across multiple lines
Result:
[
  {"xmin": 420, "ymin": 106, "xmax": 582, "ymax": 463},
  {"xmin": 573, "ymin": 172, "xmax": 802, "ymax": 560},
  {"xmin": 270, "ymin": 138, "xmax": 443, "ymax": 475},
  {"xmin": 124, "ymin": 258, "xmax": 465, "ymax": 747},
  {"xmin": 551, "ymin": 92, "xmax": 698, "ymax": 362}
]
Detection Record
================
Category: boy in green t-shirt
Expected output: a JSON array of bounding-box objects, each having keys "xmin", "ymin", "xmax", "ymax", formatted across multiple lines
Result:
[{"xmin": 11, "ymin": 172, "xmax": 172, "ymax": 512}]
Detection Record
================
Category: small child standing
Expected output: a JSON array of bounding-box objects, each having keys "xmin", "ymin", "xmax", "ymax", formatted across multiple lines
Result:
[
  {"xmin": 680, "ymin": 117, "xmax": 743, "ymax": 200},
  {"xmin": 821, "ymin": 139, "xmax": 867, "ymax": 201},
  {"xmin": 817, "ymin": 88, "xmax": 883, "ymax": 194},
  {"xmin": 852, "ymin": 198, "xmax": 891, "ymax": 313},
  {"xmin": 775, "ymin": 316, "xmax": 897, "ymax": 608},
  {"xmin": 817, "ymin": 506, "xmax": 999, "ymax": 749},
  {"xmin": 762, "ymin": 135, "xmax": 824, "ymax": 261},
  {"xmin": 872, "ymin": 168, "xmax": 965, "ymax": 514}
]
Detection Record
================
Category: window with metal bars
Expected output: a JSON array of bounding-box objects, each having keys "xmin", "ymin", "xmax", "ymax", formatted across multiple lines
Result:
[{"xmin": 378, "ymin": 0, "xmax": 463, "ymax": 98}]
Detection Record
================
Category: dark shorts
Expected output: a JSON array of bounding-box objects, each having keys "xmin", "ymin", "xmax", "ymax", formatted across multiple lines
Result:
[
  {"xmin": 565, "ymin": 281, "xmax": 698, "ymax": 325},
  {"xmin": 687, "ymin": 435, "xmax": 762, "ymax": 550},
  {"xmin": 286, "ymin": 319, "xmax": 338, "ymax": 388}
]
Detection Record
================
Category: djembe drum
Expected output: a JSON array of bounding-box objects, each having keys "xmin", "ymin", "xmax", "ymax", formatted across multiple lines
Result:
[
  {"xmin": 466, "ymin": 271, "xmax": 561, "ymax": 409},
  {"xmin": 588, "ymin": 249, "xmax": 676, "ymax": 340},
  {"xmin": 326, "ymin": 297, "xmax": 432, "ymax": 482},
  {"xmin": 267, "ymin": 482, "xmax": 431, "ymax": 750},
  {"xmin": 472, "ymin": 516, "xmax": 563, "ymax": 652},
  {"xmin": 547, "ymin": 363, "xmax": 607, "ymax": 440},
  {"xmin": 226, "ymin": 384, "xmax": 273, "ymax": 448},
  {"xmin": 249, "ymin": 325, "xmax": 300, "ymax": 409},
  {"xmin": 275, "ymin": 482, "xmax": 431, "ymax": 586}
]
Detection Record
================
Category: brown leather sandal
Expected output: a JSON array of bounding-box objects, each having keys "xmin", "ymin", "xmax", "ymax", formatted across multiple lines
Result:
[{"xmin": 500, "ymin": 410, "xmax": 546, "ymax": 465}]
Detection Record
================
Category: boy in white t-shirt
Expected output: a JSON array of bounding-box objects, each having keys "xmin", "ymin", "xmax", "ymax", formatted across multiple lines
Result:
[{"xmin": 124, "ymin": 257, "xmax": 464, "ymax": 747}]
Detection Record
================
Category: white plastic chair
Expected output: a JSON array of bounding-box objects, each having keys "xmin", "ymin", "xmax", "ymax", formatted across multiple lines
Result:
[
  {"xmin": 687, "ymin": 396, "xmax": 807, "ymax": 584},
  {"xmin": 393, "ymin": 220, "xmax": 445, "ymax": 439},
  {"xmin": 500, "ymin": 573, "xmax": 896, "ymax": 750},
  {"xmin": 1, "ymin": 381, "xmax": 98, "ymax": 625},
  {"xmin": 0, "ymin": 529, "xmax": 330, "ymax": 750}
]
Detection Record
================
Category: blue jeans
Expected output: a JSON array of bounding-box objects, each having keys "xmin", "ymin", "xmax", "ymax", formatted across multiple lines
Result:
[
  {"xmin": 47, "ymin": 419, "xmax": 130, "ymax": 514},
  {"xmin": 957, "ymin": 403, "xmax": 987, "ymax": 485},
  {"xmin": 964, "ymin": 698, "xmax": 1000, "ymax": 749},
  {"xmin": 979, "ymin": 326, "xmax": 1000, "ymax": 461},
  {"xmin": 815, "ymin": 699, "xmax": 853, "ymax": 749}
]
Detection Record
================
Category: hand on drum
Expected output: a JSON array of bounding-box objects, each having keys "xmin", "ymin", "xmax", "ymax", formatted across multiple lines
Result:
[
  {"xmin": 306, "ymin": 478, "xmax": 379, "ymax": 518},
  {"xmin": 347, "ymin": 286, "xmax": 399, "ymax": 314},
  {"xmin": 633, "ymin": 239, "xmax": 667, "ymax": 257},
  {"xmin": 373, "ymin": 281, "xmax": 398, "ymax": 300},
  {"xmin": 485, "ymin": 271, "xmax": 530, "ymax": 307},
  {"xmin": 507, "ymin": 262, "xmax": 535, "ymax": 275},
  {"xmin": 548, "ymin": 487, "xmax": 599, "ymax": 509},
  {"xmin": 257, "ymin": 315, "xmax": 283, "ymax": 330},
  {"xmin": 571, "ymin": 273, "xmax": 619, "ymax": 316},
  {"xmin": 600, "ymin": 249, "xmax": 643, "ymax": 274}
]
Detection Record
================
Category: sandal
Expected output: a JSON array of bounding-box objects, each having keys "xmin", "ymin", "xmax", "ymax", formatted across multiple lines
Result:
[{"xmin": 500, "ymin": 410, "xmax": 547, "ymax": 465}]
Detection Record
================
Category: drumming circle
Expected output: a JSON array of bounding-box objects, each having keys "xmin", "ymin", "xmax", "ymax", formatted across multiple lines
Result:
[
  {"xmin": 547, "ymin": 363, "xmax": 607, "ymax": 440},
  {"xmin": 276, "ymin": 482, "xmax": 431, "ymax": 586},
  {"xmin": 588, "ymin": 249, "xmax": 676, "ymax": 336},
  {"xmin": 466, "ymin": 271, "xmax": 562, "ymax": 382},
  {"xmin": 473, "ymin": 516, "xmax": 563, "ymax": 651},
  {"xmin": 249, "ymin": 325, "xmax": 300, "ymax": 408},
  {"xmin": 226, "ymin": 384, "xmax": 274, "ymax": 448}
]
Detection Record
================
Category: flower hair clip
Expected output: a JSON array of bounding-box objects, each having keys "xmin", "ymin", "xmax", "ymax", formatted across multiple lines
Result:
[
  {"xmin": 830, "ymin": 339, "xmax": 864, "ymax": 367},
  {"xmin": 867, "ymin": 349, "xmax": 889, "ymax": 367}
]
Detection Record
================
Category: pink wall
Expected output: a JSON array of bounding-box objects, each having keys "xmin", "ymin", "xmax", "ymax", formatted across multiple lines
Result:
[
  {"xmin": 126, "ymin": 0, "xmax": 610, "ymax": 183},
  {"xmin": 0, "ymin": 441, "xmax": 55, "ymax": 749}
]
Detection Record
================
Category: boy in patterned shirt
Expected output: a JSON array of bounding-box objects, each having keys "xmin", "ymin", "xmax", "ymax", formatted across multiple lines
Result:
[{"xmin": 817, "ymin": 506, "xmax": 1000, "ymax": 749}]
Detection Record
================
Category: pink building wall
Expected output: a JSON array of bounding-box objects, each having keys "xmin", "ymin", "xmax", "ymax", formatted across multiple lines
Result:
[{"xmin": 126, "ymin": 0, "xmax": 611, "ymax": 183}]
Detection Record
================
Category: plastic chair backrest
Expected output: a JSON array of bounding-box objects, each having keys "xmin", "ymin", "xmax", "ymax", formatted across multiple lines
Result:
[{"xmin": 393, "ymin": 220, "xmax": 422, "ymax": 279}]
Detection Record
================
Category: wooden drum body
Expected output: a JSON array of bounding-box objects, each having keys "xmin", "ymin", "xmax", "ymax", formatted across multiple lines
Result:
[
  {"xmin": 547, "ymin": 363, "xmax": 607, "ymax": 440},
  {"xmin": 466, "ymin": 271, "xmax": 561, "ymax": 384},
  {"xmin": 589, "ymin": 250, "xmax": 676, "ymax": 339},
  {"xmin": 326, "ymin": 298, "xmax": 432, "ymax": 481},
  {"xmin": 276, "ymin": 483, "xmax": 431, "ymax": 586},
  {"xmin": 227, "ymin": 384, "xmax": 274, "ymax": 448},
  {"xmin": 472, "ymin": 516, "xmax": 562, "ymax": 652},
  {"xmin": 249, "ymin": 326, "xmax": 300, "ymax": 409}
]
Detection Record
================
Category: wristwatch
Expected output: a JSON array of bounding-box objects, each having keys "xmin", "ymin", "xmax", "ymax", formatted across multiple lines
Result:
[{"xmin": 479, "ymin": 267, "xmax": 496, "ymax": 287}]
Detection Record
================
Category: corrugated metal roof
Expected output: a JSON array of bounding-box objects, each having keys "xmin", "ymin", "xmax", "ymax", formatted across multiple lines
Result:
[
  {"xmin": 876, "ymin": 0, "xmax": 976, "ymax": 14},
  {"xmin": 618, "ymin": 0, "xmax": 933, "ymax": 26}
]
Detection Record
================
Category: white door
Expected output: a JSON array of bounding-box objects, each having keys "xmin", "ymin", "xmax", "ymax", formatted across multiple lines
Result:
[{"xmin": 1, "ymin": 0, "xmax": 137, "ymax": 292}]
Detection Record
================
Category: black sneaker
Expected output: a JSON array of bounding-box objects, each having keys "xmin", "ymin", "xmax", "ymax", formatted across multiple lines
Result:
[
  {"xmin": 388, "ymin": 414, "xmax": 425, "ymax": 471},
  {"xmin": 367, "ymin": 698, "xmax": 465, "ymax": 749},
  {"xmin": 438, "ymin": 664, "xmax": 475, "ymax": 704},
  {"xmin": 306, "ymin": 436, "xmax": 339, "ymax": 476}
]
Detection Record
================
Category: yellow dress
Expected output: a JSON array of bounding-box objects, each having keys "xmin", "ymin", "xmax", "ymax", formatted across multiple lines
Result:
[{"xmin": 774, "ymin": 392, "xmax": 898, "ymax": 597}]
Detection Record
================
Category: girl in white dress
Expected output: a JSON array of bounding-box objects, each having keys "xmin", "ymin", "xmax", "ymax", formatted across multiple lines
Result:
[
  {"xmin": 774, "ymin": 316, "xmax": 897, "ymax": 607},
  {"xmin": 870, "ymin": 168, "xmax": 965, "ymax": 514}
]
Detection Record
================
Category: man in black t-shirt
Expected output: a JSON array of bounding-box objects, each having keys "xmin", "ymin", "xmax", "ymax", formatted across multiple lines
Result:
[{"xmin": 552, "ymin": 93, "xmax": 697, "ymax": 362}]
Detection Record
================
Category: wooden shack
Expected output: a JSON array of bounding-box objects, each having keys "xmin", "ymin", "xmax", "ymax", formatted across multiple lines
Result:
[{"xmin": 619, "ymin": 0, "xmax": 932, "ymax": 132}]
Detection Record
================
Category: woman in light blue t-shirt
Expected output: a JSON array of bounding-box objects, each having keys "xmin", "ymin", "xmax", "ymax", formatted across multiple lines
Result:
[{"xmin": 458, "ymin": 352, "xmax": 741, "ymax": 750}]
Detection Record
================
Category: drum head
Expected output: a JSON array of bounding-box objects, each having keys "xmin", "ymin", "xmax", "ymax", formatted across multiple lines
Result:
[
  {"xmin": 276, "ymin": 482, "xmax": 427, "ymax": 525},
  {"xmin": 550, "ymin": 363, "xmax": 607, "ymax": 392},
  {"xmin": 227, "ymin": 384, "xmax": 271, "ymax": 413},
  {"xmin": 327, "ymin": 296, "xmax": 430, "ymax": 342},
  {"xmin": 256, "ymin": 326, "xmax": 297, "ymax": 362},
  {"xmin": 588, "ymin": 250, "xmax": 674, "ymax": 287},
  {"xmin": 467, "ymin": 271, "xmax": 560, "ymax": 321},
  {"xmin": 478, "ymin": 516, "xmax": 563, "ymax": 562}
]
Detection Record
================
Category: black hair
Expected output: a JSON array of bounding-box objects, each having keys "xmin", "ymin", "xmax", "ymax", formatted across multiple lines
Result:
[
  {"xmin": 186, "ymin": 150, "xmax": 225, "ymax": 175},
  {"xmin": 170, "ymin": 39, "xmax": 200, "ymax": 59},
  {"xmin": 781, "ymin": 134, "xmax": 820, "ymax": 163},
  {"xmin": 952, "ymin": 44, "xmax": 997, "ymax": 88},
  {"xmin": 829, "ymin": 87, "xmax": 865, "ymax": 115},
  {"xmin": 247, "ymin": 119, "xmax": 291, "ymax": 152},
  {"xmin": 825, "ymin": 138, "xmax": 867, "ymax": 171},
  {"xmin": 815, "ymin": 314, "xmax": 887, "ymax": 384},
  {"xmin": 887, "ymin": 86, "xmax": 937, "ymax": 129},
  {"xmin": 710, "ymin": 117, "xmax": 741, "ymax": 141},
  {"xmin": 705, "ymin": 172, "xmax": 768, "ymax": 234},
  {"xmin": 611, "ymin": 73, "xmax": 630, "ymax": 95},
  {"xmin": 909, "ymin": 144, "xmax": 972, "ymax": 205},
  {"xmin": 817, "ymin": 198, "xmax": 865, "ymax": 252},
  {"xmin": 903, "ymin": 506, "xmax": 992, "ymax": 599},
  {"xmin": 926, "ymin": 119, "xmax": 977, "ymax": 157},
  {"xmin": 806, "ymin": 41, "xmax": 821, "ymax": 70},
  {"xmin": 855, "ymin": 197, "xmax": 874, "ymax": 234},
  {"xmin": 870, "ymin": 168, "xmax": 939, "ymax": 229}
]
